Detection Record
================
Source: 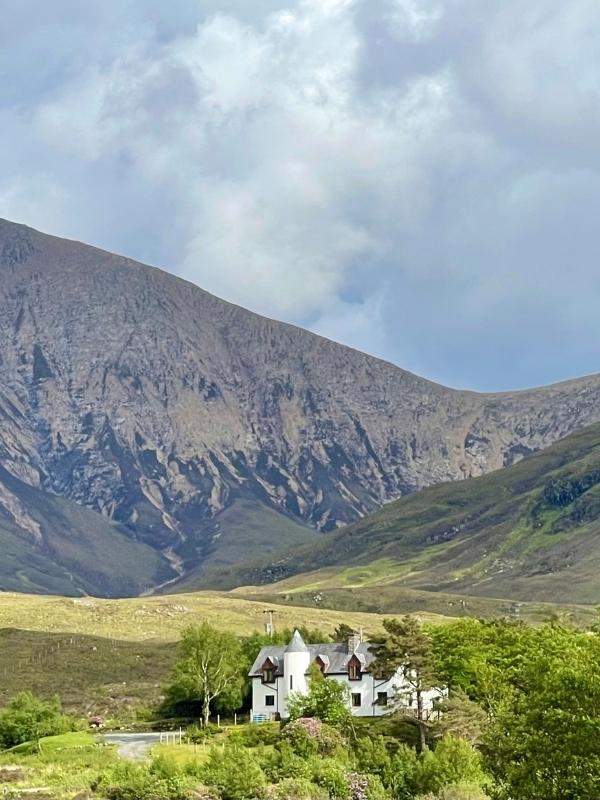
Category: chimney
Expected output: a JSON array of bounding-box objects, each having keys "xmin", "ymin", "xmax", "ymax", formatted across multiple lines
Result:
[{"xmin": 347, "ymin": 632, "xmax": 361, "ymax": 653}]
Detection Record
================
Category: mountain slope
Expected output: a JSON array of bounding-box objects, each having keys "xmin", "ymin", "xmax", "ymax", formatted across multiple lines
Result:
[
  {"xmin": 3, "ymin": 218, "xmax": 600, "ymax": 595},
  {"xmin": 221, "ymin": 423, "xmax": 600, "ymax": 605}
]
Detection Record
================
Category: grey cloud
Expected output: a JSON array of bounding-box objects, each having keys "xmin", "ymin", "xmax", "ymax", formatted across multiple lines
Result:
[{"xmin": 1, "ymin": 0, "xmax": 599, "ymax": 391}]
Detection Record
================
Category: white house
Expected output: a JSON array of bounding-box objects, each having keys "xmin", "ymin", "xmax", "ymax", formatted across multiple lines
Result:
[{"xmin": 249, "ymin": 629, "xmax": 446, "ymax": 722}]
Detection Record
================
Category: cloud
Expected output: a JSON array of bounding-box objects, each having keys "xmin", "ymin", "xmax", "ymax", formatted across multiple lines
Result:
[{"xmin": 1, "ymin": 0, "xmax": 600, "ymax": 390}]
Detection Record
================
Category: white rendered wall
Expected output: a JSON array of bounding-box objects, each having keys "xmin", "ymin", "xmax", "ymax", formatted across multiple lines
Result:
[{"xmin": 251, "ymin": 670, "xmax": 447, "ymax": 720}]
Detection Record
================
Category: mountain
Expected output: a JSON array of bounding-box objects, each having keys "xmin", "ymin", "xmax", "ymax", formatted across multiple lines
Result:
[
  {"xmin": 2, "ymin": 217, "xmax": 600, "ymax": 596},
  {"xmin": 222, "ymin": 423, "xmax": 600, "ymax": 607}
]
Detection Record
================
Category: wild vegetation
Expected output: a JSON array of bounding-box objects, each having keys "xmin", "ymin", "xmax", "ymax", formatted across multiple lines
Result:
[
  {"xmin": 223, "ymin": 422, "xmax": 600, "ymax": 614},
  {"xmin": 2, "ymin": 615, "xmax": 600, "ymax": 799}
]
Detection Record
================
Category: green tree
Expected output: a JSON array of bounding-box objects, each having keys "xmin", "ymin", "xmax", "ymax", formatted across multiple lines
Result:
[
  {"xmin": 165, "ymin": 623, "xmax": 245, "ymax": 727},
  {"xmin": 414, "ymin": 736, "xmax": 488, "ymax": 796},
  {"xmin": 334, "ymin": 623, "xmax": 356, "ymax": 642},
  {"xmin": 371, "ymin": 616, "xmax": 438, "ymax": 751},
  {"xmin": 287, "ymin": 664, "xmax": 352, "ymax": 729},
  {"xmin": 0, "ymin": 691, "xmax": 75, "ymax": 749},
  {"xmin": 432, "ymin": 691, "xmax": 488, "ymax": 745},
  {"xmin": 485, "ymin": 635, "xmax": 600, "ymax": 800}
]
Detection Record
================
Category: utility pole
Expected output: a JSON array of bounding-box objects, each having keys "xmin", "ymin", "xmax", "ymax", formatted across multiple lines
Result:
[{"xmin": 263, "ymin": 609, "xmax": 276, "ymax": 638}]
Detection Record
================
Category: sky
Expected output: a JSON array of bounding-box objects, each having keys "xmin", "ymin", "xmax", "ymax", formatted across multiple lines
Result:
[{"xmin": 2, "ymin": 0, "xmax": 600, "ymax": 392}]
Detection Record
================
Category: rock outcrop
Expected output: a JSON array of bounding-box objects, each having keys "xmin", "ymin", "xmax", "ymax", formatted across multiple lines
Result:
[{"xmin": 1, "ymin": 218, "xmax": 600, "ymax": 593}]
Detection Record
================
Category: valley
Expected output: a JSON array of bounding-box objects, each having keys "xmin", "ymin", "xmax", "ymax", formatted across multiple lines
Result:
[{"xmin": 3, "ymin": 219, "xmax": 600, "ymax": 597}]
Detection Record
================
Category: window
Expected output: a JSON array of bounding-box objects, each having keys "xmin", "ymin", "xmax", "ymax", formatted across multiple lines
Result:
[
  {"xmin": 290, "ymin": 675, "xmax": 293, "ymax": 690},
  {"xmin": 262, "ymin": 668, "xmax": 275, "ymax": 684},
  {"xmin": 352, "ymin": 693, "xmax": 362, "ymax": 707},
  {"xmin": 265, "ymin": 695, "xmax": 275, "ymax": 707},
  {"xmin": 377, "ymin": 692, "xmax": 388, "ymax": 706},
  {"xmin": 348, "ymin": 656, "xmax": 362, "ymax": 681}
]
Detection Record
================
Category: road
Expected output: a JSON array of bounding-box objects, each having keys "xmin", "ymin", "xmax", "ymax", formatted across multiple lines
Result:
[{"xmin": 102, "ymin": 732, "xmax": 180, "ymax": 760}]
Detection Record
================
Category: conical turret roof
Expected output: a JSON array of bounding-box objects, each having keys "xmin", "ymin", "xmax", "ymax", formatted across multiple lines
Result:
[{"xmin": 285, "ymin": 629, "xmax": 309, "ymax": 653}]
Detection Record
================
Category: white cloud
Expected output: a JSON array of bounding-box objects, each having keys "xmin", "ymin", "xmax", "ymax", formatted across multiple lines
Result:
[{"xmin": 1, "ymin": 0, "xmax": 600, "ymax": 389}]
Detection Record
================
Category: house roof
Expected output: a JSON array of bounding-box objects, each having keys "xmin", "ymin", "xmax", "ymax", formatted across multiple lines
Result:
[
  {"xmin": 248, "ymin": 638, "xmax": 376, "ymax": 677},
  {"xmin": 285, "ymin": 629, "xmax": 309, "ymax": 653}
]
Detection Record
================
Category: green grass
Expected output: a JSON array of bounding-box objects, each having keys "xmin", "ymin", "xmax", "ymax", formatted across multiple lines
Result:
[
  {"xmin": 38, "ymin": 732, "xmax": 97, "ymax": 752},
  {"xmin": 0, "ymin": 589, "xmax": 400, "ymax": 716},
  {"xmin": 214, "ymin": 423, "xmax": 600, "ymax": 611}
]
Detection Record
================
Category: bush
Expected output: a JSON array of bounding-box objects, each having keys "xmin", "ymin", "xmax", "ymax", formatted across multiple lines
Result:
[
  {"xmin": 312, "ymin": 760, "xmax": 350, "ymax": 800},
  {"xmin": 187, "ymin": 723, "xmax": 219, "ymax": 743},
  {"xmin": 93, "ymin": 762, "xmax": 189, "ymax": 800},
  {"xmin": 200, "ymin": 744, "xmax": 266, "ymax": 800},
  {"xmin": 282, "ymin": 718, "xmax": 346, "ymax": 758},
  {"xmin": 416, "ymin": 785, "xmax": 490, "ymax": 800},
  {"xmin": 288, "ymin": 668, "xmax": 352, "ymax": 729},
  {"xmin": 0, "ymin": 692, "xmax": 77, "ymax": 749},
  {"xmin": 346, "ymin": 772, "xmax": 388, "ymax": 800},
  {"xmin": 415, "ymin": 738, "xmax": 487, "ymax": 796},
  {"xmin": 231, "ymin": 723, "xmax": 280, "ymax": 748},
  {"xmin": 264, "ymin": 777, "xmax": 329, "ymax": 800},
  {"xmin": 263, "ymin": 740, "xmax": 314, "ymax": 782}
]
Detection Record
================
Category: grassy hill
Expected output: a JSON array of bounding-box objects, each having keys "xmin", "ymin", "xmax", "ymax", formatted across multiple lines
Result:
[
  {"xmin": 209, "ymin": 423, "xmax": 600, "ymax": 609},
  {"xmin": 0, "ymin": 589, "xmax": 401, "ymax": 715}
]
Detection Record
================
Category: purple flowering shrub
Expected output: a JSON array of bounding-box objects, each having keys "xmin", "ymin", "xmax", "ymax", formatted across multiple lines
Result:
[{"xmin": 282, "ymin": 717, "xmax": 345, "ymax": 758}]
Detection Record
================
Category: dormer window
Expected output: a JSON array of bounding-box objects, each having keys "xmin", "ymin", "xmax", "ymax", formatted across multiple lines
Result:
[
  {"xmin": 263, "ymin": 668, "xmax": 275, "ymax": 683},
  {"xmin": 315, "ymin": 655, "xmax": 329, "ymax": 675},
  {"xmin": 261, "ymin": 658, "xmax": 276, "ymax": 684},
  {"xmin": 348, "ymin": 654, "xmax": 362, "ymax": 681}
]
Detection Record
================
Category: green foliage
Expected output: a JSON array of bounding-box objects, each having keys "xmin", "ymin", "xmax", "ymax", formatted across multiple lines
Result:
[
  {"xmin": 485, "ymin": 630, "xmax": 600, "ymax": 799},
  {"xmin": 93, "ymin": 760, "xmax": 189, "ymax": 800},
  {"xmin": 371, "ymin": 616, "xmax": 438, "ymax": 751},
  {"xmin": 0, "ymin": 692, "xmax": 76, "ymax": 749},
  {"xmin": 416, "ymin": 786, "xmax": 490, "ymax": 800},
  {"xmin": 432, "ymin": 691, "xmax": 488, "ymax": 745},
  {"xmin": 414, "ymin": 737, "xmax": 487, "ymax": 796},
  {"xmin": 199, "ymin": 744, "xmax": 266, "ymax": 800},
  {"xmin": 230, "ymin": 721, "xmax": 280, "ymax": 748},
  {"xmin": 165, "ymin": 623, "xmax": 246, "ymax": 726},
  {"xmin": 282, "ymin": 717, "xmax": 346, "ymax": 757},
  {"xmin": 265, "ymin": 777, "xmax": 329, "ymax": 800},
  {"xmin": 287, "ymin": 666, "xmax": 352, "ymax": 729},
  {"xmin": 312, "ymin": 759, "xmax": 350, "ymax": 799},
  {"xmin": 353, "ymin": 736, "xmax": 418, "ymax": 798}
]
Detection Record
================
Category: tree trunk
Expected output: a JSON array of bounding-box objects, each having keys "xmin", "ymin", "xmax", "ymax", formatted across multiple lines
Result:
[
  {"xmin": 416, "ymin": 688, "xmax": 427, "ymax": 752},
  {"xmin": 202, "ymin": 694, "xmax": 210, "ymax": 728}
]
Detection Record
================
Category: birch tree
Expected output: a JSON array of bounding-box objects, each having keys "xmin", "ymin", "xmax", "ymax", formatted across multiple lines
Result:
[{"xmin": 167, "ymin": 623, "xmax": 245, "ymax": 727}]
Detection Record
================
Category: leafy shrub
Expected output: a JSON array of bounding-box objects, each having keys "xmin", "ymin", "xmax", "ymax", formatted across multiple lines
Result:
[
  {"xmin": 93, "ymin": 762, "xmax": 189, "ymax": 800},
  {"xmin": 0, "ymin": 692, "xmax": 77, "ymax": 749},
  {"xmin": 264, "ymin": 777, "xmax": 329, "ymax": 800},
  {"xmin": 346, "ymin": 772, "xmax": 388, "ymax": 800},
  {"xmin": 231, "ymin": 722, "xmax": 280, "ymax": 748},
  {"xmin": 416, "ymin": 785, "xmax": 490, "ymax": 800},
  {"xmin": 282, "ymin": 718, "xmax": 346, "ymax": 758},
  {"xmin": 288, "ymin": 668, "xmax": 352, "ymax": 729},
  {"xmin": 199, "ymin": 744, "xmax": 266, "ymax": 800},
  {"xmin": 263, "ymin": 740, "xmax": 313, "ymax": 782},
  {"xmin": 187, "ymin": 723, "xmax": 219, "ymax": 743},
  {"xmin": 312, "ymin": 760, "xmax": 350, "ymax": 800},
  {"xmin": 414, "ymin": 738, "xmax": 487, "ymax": 796}
]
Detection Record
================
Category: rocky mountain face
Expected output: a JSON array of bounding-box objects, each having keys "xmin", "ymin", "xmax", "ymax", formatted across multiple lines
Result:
[{"xmin": 2, "ymin": 218, "xmax": 600, "ymax": 595}]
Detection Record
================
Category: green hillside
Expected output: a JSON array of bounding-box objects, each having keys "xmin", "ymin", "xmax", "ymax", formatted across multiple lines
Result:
[{"xmin": 209, "ymin": 423, "xmax": 600, "ymax": 607}]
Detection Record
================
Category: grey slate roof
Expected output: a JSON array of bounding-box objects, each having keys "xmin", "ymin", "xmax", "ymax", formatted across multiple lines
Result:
[
  {"xmin": 285, "ymin": 629, "xmax": 309, "ymax": 653},
  {"xmin": 249, "ymin": 640, "xmax": 375, "ymax": 677}
]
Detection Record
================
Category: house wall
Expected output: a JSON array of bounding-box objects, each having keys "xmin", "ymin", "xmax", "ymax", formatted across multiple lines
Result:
[{"xmin": 250, "ymin": 669, "xmax": 447, "ymax": 721}]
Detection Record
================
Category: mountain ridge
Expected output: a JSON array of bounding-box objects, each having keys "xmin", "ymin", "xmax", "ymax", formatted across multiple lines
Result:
[
  {"xmin": 2, "ymin": 218, "xmax": 600, "ymax": 595},
  {"xmin": 216, "ymin": 422, "xmax": 600, "ymax": 607}
]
